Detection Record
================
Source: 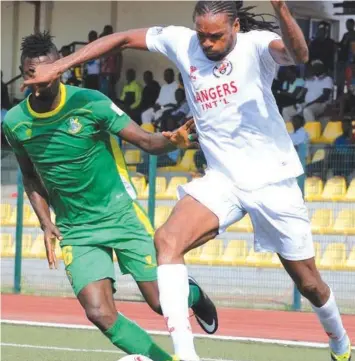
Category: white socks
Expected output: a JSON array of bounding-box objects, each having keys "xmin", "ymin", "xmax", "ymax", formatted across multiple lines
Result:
[
  {"xmin": 311, "ymin": 289, "xmax": 349, "ymax": 354},
  {"xmin": 157, "ymin": 264, "xmax": 199, "ymax": 361}
]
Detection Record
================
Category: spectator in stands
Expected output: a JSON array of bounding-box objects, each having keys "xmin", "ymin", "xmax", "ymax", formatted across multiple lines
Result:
[
  {"xmin": 328, "ymin": 120, "xmax": 355, "ymax": 182},
  {"xmin": 61, "ymin": 46, "xmax": 82, "ymax": 86},
  {"xmin": 289, "ymin": 115, "xmax": 309, "ymax": 149},
  {"xmin": 119, "ymin": 68, "xmax": 142, "ymax": 123},
  {"xmin": 275, "ymin": 66, "xmax": 305, "ymax": 118},
  {"xmin": 194, "ymin": 150, "xmax": 207, "ymax": 176},
  {"xmin": 178, "ymin": 72, "xmax": 184, "ymax": 89},
  {"xmin": 140, "ymin": 71, "xmax": 160, "ymax": 115},
  {"xmin": 309, "ymin": 21, "xmax": 337, "ymax": 73},
  {"xmin": 84, "ymin": 30, "xmax": 100, "ymax": 90},
  {"xmin": 99, "ymin": 25, "xmax": 122, "ymax": 100},
  {"xmin": 339, "ymin": 19, "xmax": 355, "ymax": 65},
  {"xmin": 155, "ymin": 88, "xmax": 190, "ymax": 131},
  {"xmin": 283, "ymin": 61, "xmax": 333, "ymax": 124},
  {"xmin": 141, "ymin": 68, "xmax": 178, "ymax": 124}
]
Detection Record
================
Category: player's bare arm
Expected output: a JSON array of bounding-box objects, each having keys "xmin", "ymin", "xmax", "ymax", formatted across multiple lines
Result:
[
  {"xmin": 269, "ymin": 0, "xmax": 309, "ymax": 65},
  {"xmin": 16, "ymin": 154, "xmax": 62, "ymax": 269},
  {"xmin": 23, "ymin": 29, "xmax": 149, "ymax": 85},
  {"xmin": 118, "ymin": 118, "xmax": 197, "ymax": 155}
]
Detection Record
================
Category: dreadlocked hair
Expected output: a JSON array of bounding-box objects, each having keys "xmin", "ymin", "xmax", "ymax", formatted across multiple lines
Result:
[
  {"xmin": 193, "ymin": 1, "xmax": 278, "ymax": 33},
  {"xmin": 20, "ymin": 31, "xmax": 58, "ymax": 62}
]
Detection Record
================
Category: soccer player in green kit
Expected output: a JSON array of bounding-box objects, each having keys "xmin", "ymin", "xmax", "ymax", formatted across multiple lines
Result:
[{"xmin": 3, "ymin": 32, "xmax": 218, "ymax": 360}]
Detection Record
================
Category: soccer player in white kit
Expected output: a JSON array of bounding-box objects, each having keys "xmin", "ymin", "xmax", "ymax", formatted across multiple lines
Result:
[{"xmin": 24, "ymin": 1, "xmax": 352, "ymax": 360}]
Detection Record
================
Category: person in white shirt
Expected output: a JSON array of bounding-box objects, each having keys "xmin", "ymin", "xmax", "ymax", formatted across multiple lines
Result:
[
  {"xmin": 22, "ymin": 2, "xmax": 352, "ymax": 361},
  {"xmin": 283, "ymin": 60, "xmax": 333, "ymax": 122},
  {"xmin": 141, "ymin": 68, "xmax": 179, "ymax": 124}
]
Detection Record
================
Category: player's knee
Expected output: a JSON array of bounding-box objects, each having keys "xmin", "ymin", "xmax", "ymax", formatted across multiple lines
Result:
[
  {"xmin": 154, "ymin": 227, "xmax": 181, "ymax": 263},
  {"xmin": 297, "ymin": 278, "xmax": 328, "ymax": 303},
  {"xmin": 85, "ymin": 304, "xmax": 117, "ymax": 330}
]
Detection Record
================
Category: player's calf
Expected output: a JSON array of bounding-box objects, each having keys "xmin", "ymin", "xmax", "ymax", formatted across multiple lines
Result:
[{"xmin": 295, "ymin": 277, "xmax": 329, "ymax": 307}]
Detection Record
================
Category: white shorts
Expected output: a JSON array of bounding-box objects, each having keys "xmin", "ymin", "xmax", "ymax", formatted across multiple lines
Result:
[{"xmin": 177, "ymin": 172, "xmax": 314, "ymax": 261}]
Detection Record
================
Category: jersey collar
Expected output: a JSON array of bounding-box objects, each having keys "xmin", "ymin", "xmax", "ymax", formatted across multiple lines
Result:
[{"xmin": 26, "ymin": 83, "xmax": 67, "ymax": 119}]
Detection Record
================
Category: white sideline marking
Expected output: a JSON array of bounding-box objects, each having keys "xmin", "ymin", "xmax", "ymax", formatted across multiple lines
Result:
[
  {"xmin": 2, "ymin": 319, "xmax": 354, "ymax": 350},
  {"xmin": 0, "ymin": 342, "xmax": 242, "ymax": 361}
]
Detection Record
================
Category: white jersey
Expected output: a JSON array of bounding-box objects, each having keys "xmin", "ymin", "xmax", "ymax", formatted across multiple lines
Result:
[{"xmin": 146, "ymin": 26, "xmax": 304, "ymax": 190}]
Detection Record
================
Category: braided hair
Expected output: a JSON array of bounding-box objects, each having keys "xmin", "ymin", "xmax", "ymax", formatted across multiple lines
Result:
[
  {"xmin": 20, "ymin": 31, "xmax": 58, "ymax": 64},
  {"xmin": 193, "ymin": 1, "xmax": 278, "ymax": 32}
]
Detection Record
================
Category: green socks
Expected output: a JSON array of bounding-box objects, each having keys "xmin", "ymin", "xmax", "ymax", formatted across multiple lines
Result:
[
  {"xmin": 104, "ymin": 313, "xmax": 172, "ymax": 361},
  {"xmin": 188, "ymin": 284, "xmax": 201, "ymax": 308}
]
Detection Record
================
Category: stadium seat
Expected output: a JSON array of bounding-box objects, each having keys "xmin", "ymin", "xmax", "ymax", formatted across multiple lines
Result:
[
  {"xmin": 30, "ymin": 235, "xmax": 62, "ymax": 259},
  {"xmin": 184, "ymin": 246, "xmax": 202, "ymax": 264},
  {"xmin": 0, "ymin": 233, "xmax": 13, "ymax": 257},
  {"xmin": 142, "ymin": 177, "xmax": 167, "ymax": 200},
  {"xmin": 219, "ymin": 240, "xmax": 248, "ymax": 266},
  {"xmin": 332, "ymin": 210, "xmax": 355, "ymax": 235},
  {"xmin": 285, "ymin": 122, "xmax": 294, "ymax": 133},
  {"xmin": 271, "ymin": 253, "xmax": 282, "ymax": 267},
  {"xmin": 313, "ymin": 242, "xmax": 321, "ymax": 266},
  {"xmin": 124, "ymin": 149, "xmax": 142, "ymax": 165},
  {"xmin": 344, "ymin": 179, "xmax": 355, "ymax": 202},
  {"xmin": 321, "ymin": 177, "xmax": 347, "ymax": 201},
  {"xmin": 1, "ymin": 203, "xmax": 12, "ymax": 224},
  {"xmin": 311, "ymin": 149, "xmax": 326, "ymax": 163},
  {"xmin": 26, "ymin": 211, "xmax": 41, "ymax": 227},
  {"xmin": 245, "ymin": 249, "xmax": 273, "ymax": 267},
  {"xmin": 196, "ymin": 239, "xmax": 224, "ymax": 265},
  {"xmin": 227, "ymin": 214, "xmax": 253, "ymax": 233},
  {"xmin": 345, "ymin": 247, "xmax": 355, "ymax": 271},
  {"xmin": 22, "ymin": 234, "xmax": 34, "ymax": 258},
  {"xmin": 304, "ymin": 177, "xmax": 323, "ymax": 202},
  {"xmin": 311, "ymin": 209, "xmax": 334, "ymax": 234},
  {"xmin": 313, "ymin": 121, "xmax": 343, "ymax": 144},
  {"xmin": 319, "ymin": 243, "xmax": 346, "ymax": 270},
  {"xmin": 160, "ymin": 150, "xmax": 197, "ymax": 172},
  {"xmin": 131, "ymin": 177, "xmax": 147, "ymax": 199},
  {"xmin": 141, "ymin": 123, "xmax": 155, "ymax": 133},
  {"xmin": 304, "ymin": 122, "xmax": 321, "ymax": 143},
  {"xmin": 154, "ymin": 206, "xmax": 172, "ymax": 228},
  {"xmin": 156, "ymin": 177, "xmax": 188, "ymax": 200}
]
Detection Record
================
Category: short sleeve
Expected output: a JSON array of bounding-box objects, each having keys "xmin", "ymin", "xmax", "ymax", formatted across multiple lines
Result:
[
  {"xmin": 90, "ymin": 97, "xmax": 131, "ymax": 134},
  {"xmin": 323, "ymin": 77, "xmax": 333, "ymax": 89},
  {"xmin": 252, "ymin": 30, "xmax": 282, "ymax": 69},
  {"xmin": 2, "ymin": 120, "xmax": 27, "ymax": 156},
  {"xmin": 146, "ymin": 26, "xmax": 191, "ymax": 63}
]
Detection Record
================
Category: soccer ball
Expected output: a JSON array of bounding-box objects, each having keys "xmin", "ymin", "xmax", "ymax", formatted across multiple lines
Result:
[{"xmin": 118, "ymin": 355, "xmax": 153, "ymax": 361}]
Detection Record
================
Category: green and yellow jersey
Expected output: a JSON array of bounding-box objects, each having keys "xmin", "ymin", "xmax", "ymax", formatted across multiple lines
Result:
[{"xmin": 3, "ymin": 84, "xmax": 143, "ymax": 242}]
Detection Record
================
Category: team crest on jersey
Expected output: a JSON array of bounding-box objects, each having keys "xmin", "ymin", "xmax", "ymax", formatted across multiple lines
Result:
[
  {"xmin": 25, "ymin": 128, "xmax": 32, "ymax": 138},
  {"xmin": 213, "ymin": 60, "xmax": 233, "ymax": 78},
  {"xmin": 151, "ymin": 26, "xmax": 164, "ymax": 36},
  {"xmin": 68, "ymin": 118, "xmax": 82, "ymax": 134},
  {"xmin": 189, "ymin": 65, "xmax": 198, "ymax": 81}
]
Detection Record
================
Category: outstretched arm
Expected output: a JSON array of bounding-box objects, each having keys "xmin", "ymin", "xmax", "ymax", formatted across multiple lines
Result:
[
  {"xmin": 269, "ymin": 1, "xmax": 309, "ymax": 65},
  {"xmin": 24, "ymin": 28, "xmax": 149, "ymax": 85}
]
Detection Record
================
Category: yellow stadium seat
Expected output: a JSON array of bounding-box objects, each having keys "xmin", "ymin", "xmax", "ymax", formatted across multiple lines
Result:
[
  {"xmin": 124, "ymin": 149, "xmax": 142, "ymax": 165},
  {"xmin": 311, "ymin": 209, "xmax": 334, "ymax": 234},
  {"xmin": 25, "ymin": 212, "xmax": 40, "ymax": 227},
  {"xmin": 131, "ymin": 177, "xmax": 147, "ymax": 199},
  {"xmin": 142, "ymin": 177, "xmax": 167, "ymax": 200},
  {"xmin": 196, "ymin": 239, "xmax": 224, "ymax": 265},
  {"xmin": 227, "ymin": 214, "xmax": 253, "ymax": 233},
  {"xmin": 344, "ymin": 179, "xmax": 355, "ymax": 202},
  {"xmin": 270, "ymin": 253, "xmax": 282, "ymax": 267},
  {"xmin": 285, "ymin": 122, "xmax": 294, "ymax": 133},
  {"xmin": 184, "ymin": 246, "xmax": 202, "ymax": 264},
  {"xmin": 219, "ymin": 240, "xmax": 248, "ymax": 266},
  {"xmin": 156, "ymin": 177, "xmax": 188, "ymax": 200},
  {"xmin": 304, "ymin": 177, "xmax": 323, "ymax": 202},
  {"xmin": 320, "ymin": 243, "xmax": 346, "ymax": 270},
  {"xmin": 332, "ymin": 210, "xmax": 355, "ymax": 235},
  {"xmin": 311, "ymin": 149, "xmax": 326, "ymax": 163},
  {"xmin": 304, "ymin": 122, "xmax": 321, "ymax": 143},
  {"xmin": 313, "ymin": 121, "xmax": 343, "ymax": 144},
  {"xmin": 245, "ymin": 249, "xmax": 273, "ymax": 267},
  {"xmin": 1, "ymin": 203, "xmax": 12, "ymax": 224},
  {"xmin": 1, "ymin": 233, "xmax": 13, "ymax": 257},
  {"xmin": 321, "ymin": 177, "xmax": 347, "ymax": 201},
  {"xmin": 154, "ymin": 206, "xmax": 173, "ymax": 228},
  {"xmin": 345, "ymin": 247, "xmax": 355, "ymax": 271},
  {"xmin": 313, "ymin": 242, "xmax": 321, "ymax": 266},
  {"xmin": 160, "ymin": 150, "xmax": 197, "ymax": 172},
  {"xmin": 21, "ymin": 234, "xmax": 33, "ymax": 258},
  {"xmin": 141, "ymin": 123, "xmax": 155, "ymax": 133}
]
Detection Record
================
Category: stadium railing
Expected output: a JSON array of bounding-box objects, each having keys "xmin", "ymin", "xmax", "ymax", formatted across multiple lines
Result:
[{"xmin": 1, "ymin": 138, "xmax": 354, "ymax": 313}]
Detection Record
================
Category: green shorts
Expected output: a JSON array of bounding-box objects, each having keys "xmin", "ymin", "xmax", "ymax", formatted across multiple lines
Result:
[{"xmin": 61, "ymin": 201, "xmax": 157, "ymax": 295}]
